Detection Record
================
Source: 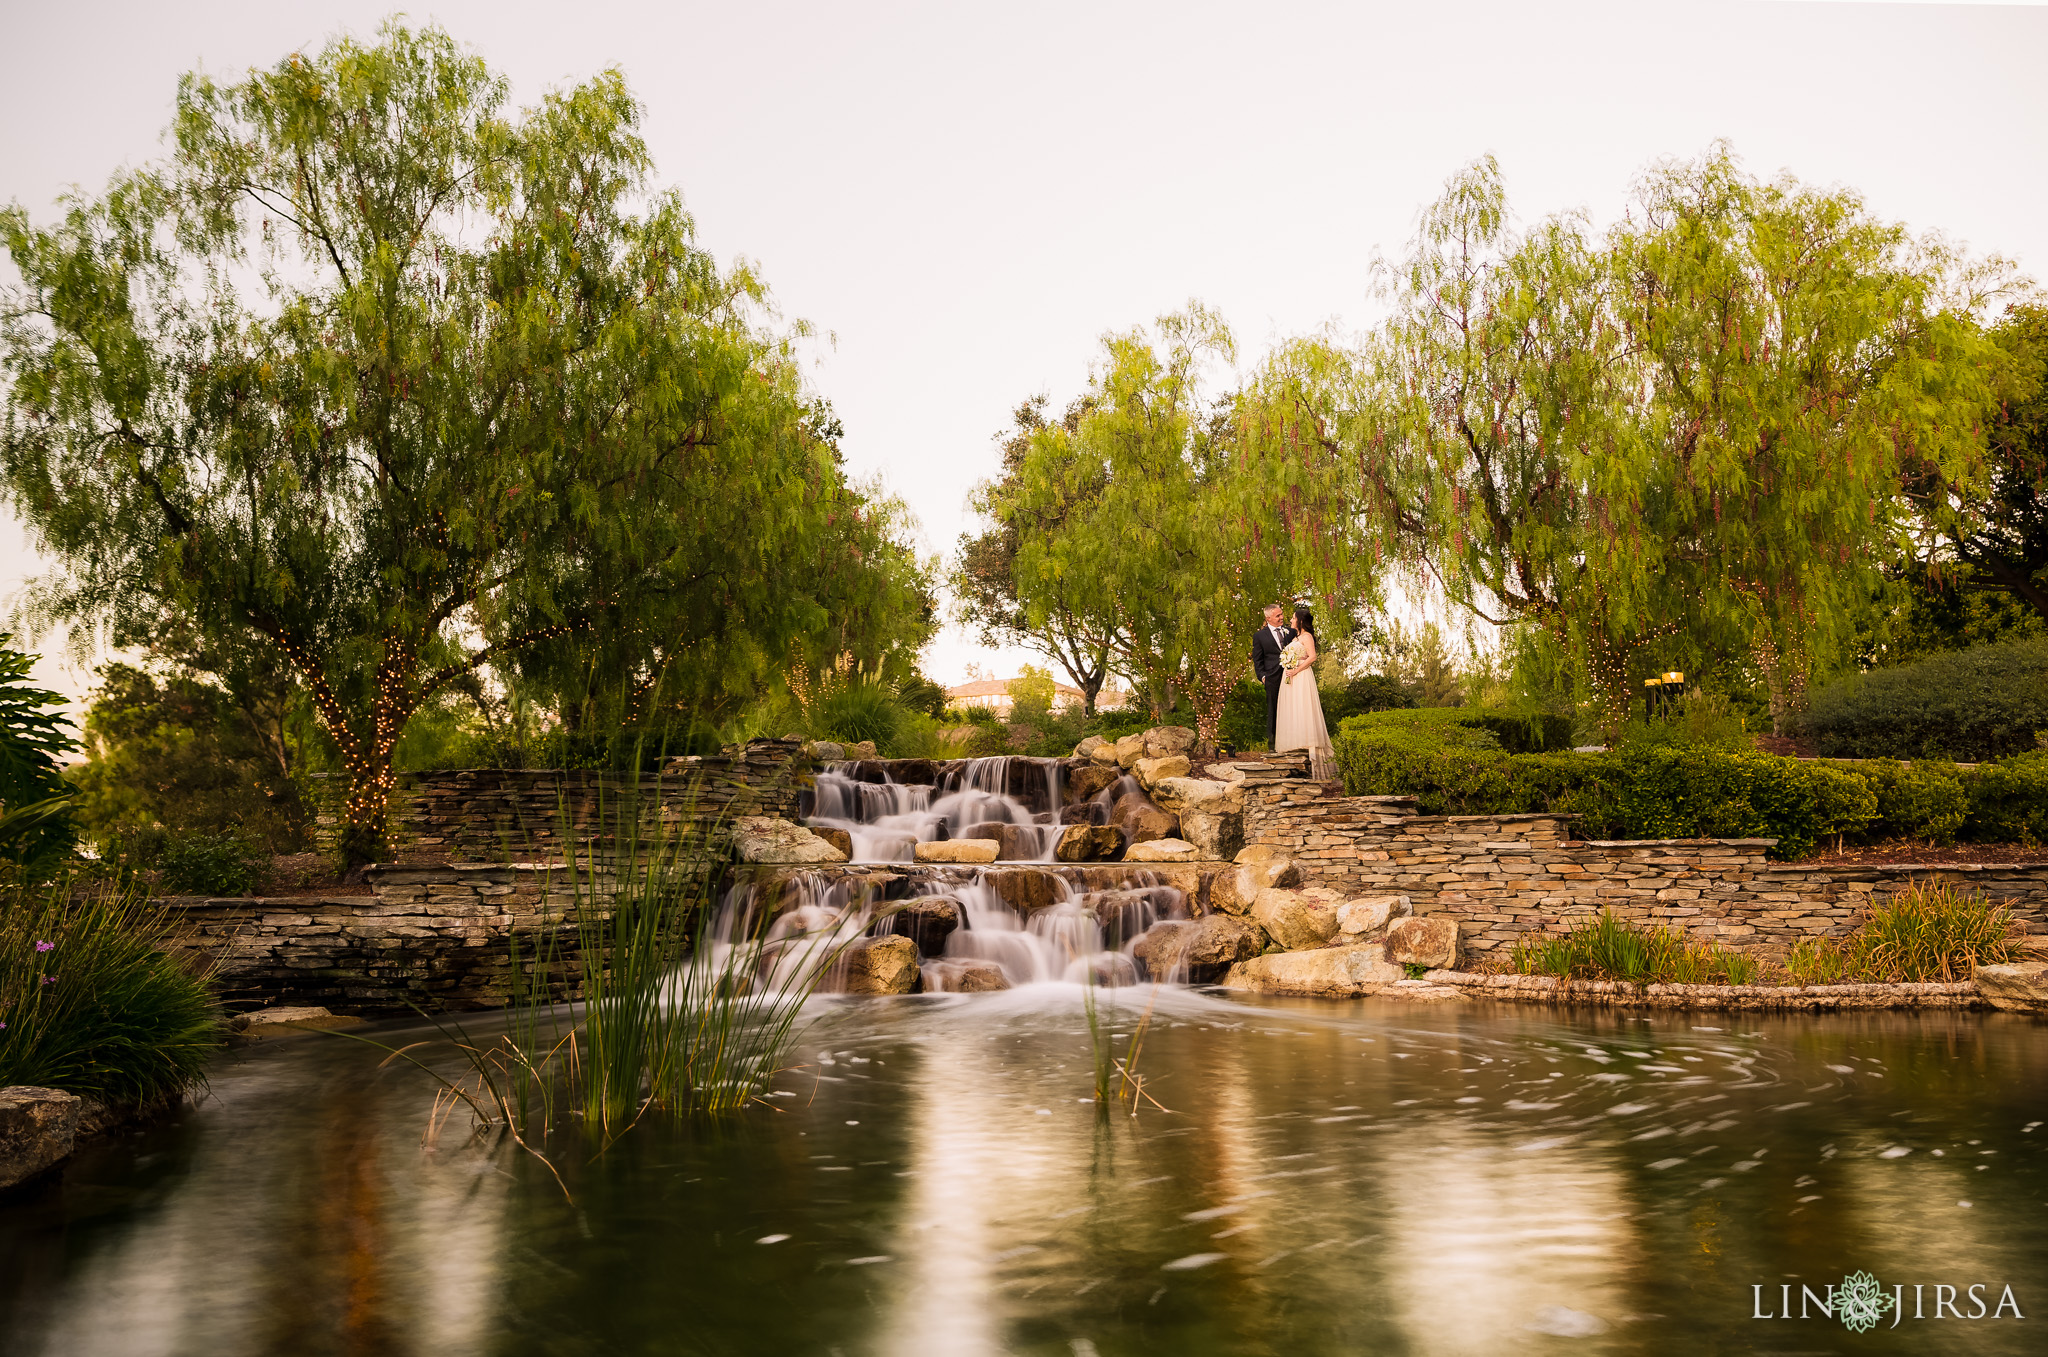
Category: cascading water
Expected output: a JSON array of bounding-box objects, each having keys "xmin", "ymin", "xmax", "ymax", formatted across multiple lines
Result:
[
  {"xmin": 708, "ymin": 866, "xmax": 1191, "ymax": 994},
  {"xmin": 806, "ymin": 756, "xmax": 1071, "ymax": 863}
]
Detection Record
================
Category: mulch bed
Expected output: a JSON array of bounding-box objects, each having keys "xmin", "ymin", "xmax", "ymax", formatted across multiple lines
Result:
[{"xmin": 1796, "ymin": 841, "xmax": 2048, "ymax": 868}]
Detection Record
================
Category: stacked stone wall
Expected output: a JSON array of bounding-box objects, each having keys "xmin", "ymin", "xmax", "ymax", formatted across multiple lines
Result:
[
  {"xmin": 311, "ymin": 739, "xmax": 805, "ymax": 862},
  {"xmin": 1242, "ymin": 782, "xmax": 2048, "ymax": 959}
]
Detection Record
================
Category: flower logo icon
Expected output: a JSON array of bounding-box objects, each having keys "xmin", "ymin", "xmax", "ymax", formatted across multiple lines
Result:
[{"xmin": 1836, "ymin": 1272, "xmax": 1894, "ymax": 1333}]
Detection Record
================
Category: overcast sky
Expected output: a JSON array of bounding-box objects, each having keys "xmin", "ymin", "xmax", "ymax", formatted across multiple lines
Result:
[{"xmin": 2, "ymin": 0, "xmax": 2044, "ymax": 707}]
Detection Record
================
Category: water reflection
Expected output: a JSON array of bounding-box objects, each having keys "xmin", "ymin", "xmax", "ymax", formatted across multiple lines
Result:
[{"xmin": 2, "ymin": 995, "xmax": 2043, "ymax": 1355}]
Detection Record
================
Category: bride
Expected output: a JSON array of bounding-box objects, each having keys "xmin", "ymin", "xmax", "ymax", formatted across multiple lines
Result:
[{"xmin": 1275, "ymin": 604, "xmax": 1336, "ymax": 781}]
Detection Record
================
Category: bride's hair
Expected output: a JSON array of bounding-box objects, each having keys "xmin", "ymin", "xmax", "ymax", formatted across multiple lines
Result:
[{"xmin": 1293, "ymin": 605, "xmax": 1315, "ymax": 636}]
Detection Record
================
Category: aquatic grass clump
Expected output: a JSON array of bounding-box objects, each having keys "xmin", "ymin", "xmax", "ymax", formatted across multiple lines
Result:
[
  {"xmin": 1848, "ymin": 881, "xmax": 2021, "ymax": 982},
  {"xmin": 0, "ymin": 880, "xmax": 220, "ymax": 1103},
  {"xmin": 1082, "ymin": 980, "xmax": 1167, "ymax": 1117},
  {"xmin": 1508, "ymin": 910, "xmax": 1760, "ymax": 987}
]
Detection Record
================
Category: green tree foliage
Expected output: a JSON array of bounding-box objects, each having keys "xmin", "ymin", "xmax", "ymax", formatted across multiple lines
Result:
[
  {"xmin": 67, "ymin": 663, "xmax": 311, "ymax": 853},
  {"xmin": 0, "ymin": 635, "xmax": 78, "ymax": 869},
  {"xmin": 0, "ymin": 23, "xmax": 932, "ymax": 866},
  {"xmin": 1001, "ymin": 305, "xmax": 1381, "ymax": 746},
  {"xmin": 955, "ymin": 397, "xmax": 1120, "ymax": 714},
  {"xmin": 1360, "ymin": 148, "xmax": 2006, "ymax": 736}
]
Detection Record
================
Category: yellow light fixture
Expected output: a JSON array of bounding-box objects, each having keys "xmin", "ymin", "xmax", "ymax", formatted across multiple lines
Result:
[
  {"xmin": 1644, "ymin": 678, "xmax": 1660, "ymax": 688},
  {"xmin": 1664, "ymin": 671, "xmax": 1684, "ymax": 683}
]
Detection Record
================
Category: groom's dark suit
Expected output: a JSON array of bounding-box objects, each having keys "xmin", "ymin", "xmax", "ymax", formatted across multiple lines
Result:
[{"xmin": 1251, "ymin": 622, "xmax": 1297, "ymax": 749}]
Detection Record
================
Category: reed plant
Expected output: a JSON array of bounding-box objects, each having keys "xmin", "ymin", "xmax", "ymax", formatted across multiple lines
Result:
[
  {"xmin": 1848, "ymin": 882, "xmax": 2021, "ymax": 982},
  {"xmin": 0, "ymin": 877, "xmax": 220, "ymax": 1103},
  {"xmin": 1508, "ymin": 910, "xmax": 1759, "ymax": 987},
  {"xmin": 1081, "ymin": 980, "xmax": 1168, "ymax": 1117}
]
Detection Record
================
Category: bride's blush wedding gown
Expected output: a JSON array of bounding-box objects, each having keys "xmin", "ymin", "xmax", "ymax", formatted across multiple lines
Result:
[{"xmin": 1276, "ymin": 656, "xmax": 1336, "ymax": 780}]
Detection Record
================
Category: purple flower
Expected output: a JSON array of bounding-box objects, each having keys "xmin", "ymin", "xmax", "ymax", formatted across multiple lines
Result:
[
  {"xmin": 34, "ymin": 940, "xmax": 53, "ymax": 953},
  {"xmin": 41, "ymin": 975, "xmax": 55, "ymax": 985}
]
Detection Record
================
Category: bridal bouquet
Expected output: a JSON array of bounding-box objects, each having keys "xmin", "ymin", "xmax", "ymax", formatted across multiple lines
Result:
[{"xmin": 1279, "ymin": 639, "xmax": 1307, "ymax": 677}]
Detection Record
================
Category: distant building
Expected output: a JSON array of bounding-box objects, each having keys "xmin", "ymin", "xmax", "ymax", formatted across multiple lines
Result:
[{"xmin": 944, "ymin": 676, "xmax": 1127, "ymax": 716}]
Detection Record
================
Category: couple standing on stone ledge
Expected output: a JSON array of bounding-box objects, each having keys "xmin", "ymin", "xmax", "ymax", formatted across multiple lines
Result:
[{"xmin": 1251, "ymin": 601, "xmax": 1336, "ymax": 781}]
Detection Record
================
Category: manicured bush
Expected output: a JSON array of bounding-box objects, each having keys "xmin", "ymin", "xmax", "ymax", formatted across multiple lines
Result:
[
  {"xmin": 1796, "ymin": 639, "xmax": 2048, "ymax": 761},
  {"xmin": 1820, "ymin": 759, "xmax": 1971, "ymax": 845},
  {"xmin": 1962, "ymin": 750, "xmax": 2048, "ymax": 845},
  {"xmin": 156, "ymin": 831, "xmax": 268, "ymax": 897},
  {"xmin": 0, "ymin": 884, "xmax": 220, "ymax": 1103},
  {"xmin": 1335, "ymin": 711, "xmax": 1874, "ymax": 858}
]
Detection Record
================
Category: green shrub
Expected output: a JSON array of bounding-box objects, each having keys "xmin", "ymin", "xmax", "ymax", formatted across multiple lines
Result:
[
  {"xmin": 156, "ymin": 831, "xmax": 268, "ymax": 896},
  {"xmin": 1507, "ymin": 910, "xmax": 1756, "ymax": 985},
  {"xmin": 1335, "ymin": 711, "xmax": 1874, "ymax": 858},
  {"xmin": 1796, "ymin": 639, "xmax": 2048, "ymax": 761},
  {"xmin": 1821, "ymin": 759, "xmax": 1971, "ymax": 845},
  {"xmin": 0, "ymin": 883, "xmax": 220, "ymax": 1103},
  {"xmin": 1962, "ymin": 751, "xmax": 2048, "ymax": 845},
  {"xmin": 814, "ymin": 681, "xmax": 903, "ymax": 748},
  {"xmin": 1619, "ymin": 691, "xmax": 1751, "ymax": 751}
]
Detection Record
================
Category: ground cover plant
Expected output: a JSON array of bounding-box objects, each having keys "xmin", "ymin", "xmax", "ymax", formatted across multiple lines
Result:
[{"xmin": 0, "ymin": 882, "xmax": 220, "ymax": 1104}]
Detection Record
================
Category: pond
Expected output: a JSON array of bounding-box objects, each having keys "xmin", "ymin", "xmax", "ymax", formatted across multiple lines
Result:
[{"xmin": 3, "ymin": 990, "xmax": 2044, "ymax": 1355}]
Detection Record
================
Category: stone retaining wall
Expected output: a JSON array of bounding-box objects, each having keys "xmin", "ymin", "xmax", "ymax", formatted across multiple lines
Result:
[
  {"xmin": 1424, "ymin": 971, "xmax": 1987, "ymax": 1011},
  {"xmin": 162, "ymin": 863, "xmax": 620, "ymax": 1014},
  {"xmin": 1241, "ymin": 782, "xmax": 2048, "ymax": 959},
  {"xmin": 311, "ymin": 739, "xmax": 805, "ymax": 861}
]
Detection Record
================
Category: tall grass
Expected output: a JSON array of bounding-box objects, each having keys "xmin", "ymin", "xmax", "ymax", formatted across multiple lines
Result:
[
  {"xmin": 1851, "ymin": 882, "xmax": 2021, "ymax": 982},
  {"xmin": 1509, "ymin": 910, "xmax": 1758, "ymax": 987},
  {"xmin": 1081, "ymin": 980, "xmax": 1167, "ymax": 1117},
  {"xmin": 0, "ymin": 879, "xmax": 220, "ymax": 1103}
]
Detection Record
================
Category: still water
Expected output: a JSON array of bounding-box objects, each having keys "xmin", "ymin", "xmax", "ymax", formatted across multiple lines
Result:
[{"xmin": 3, "ymin": 990, "xmax": 2044, "ymax": 1356}]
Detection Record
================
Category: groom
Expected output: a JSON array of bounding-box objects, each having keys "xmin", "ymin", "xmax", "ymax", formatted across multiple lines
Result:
[{"xmin": 1251, "ymin": 602, "xmax": 1295, "ymax": 750}]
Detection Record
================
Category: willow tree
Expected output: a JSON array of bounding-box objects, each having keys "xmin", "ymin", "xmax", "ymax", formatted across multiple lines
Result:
[
  {"xmin": 1370, "ymin": 149, "xmax": 2005, "ymax": 734},
  {"xmin": 1006, "ymin": 306, "xmax": 1377, "ymax": 745},
  {"xmin": 0, "ymin": 23, "xmax": 916, "ymax": 865}
]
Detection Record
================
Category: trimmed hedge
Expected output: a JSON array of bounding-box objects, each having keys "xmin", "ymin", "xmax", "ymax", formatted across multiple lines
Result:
[
  {"xmin": 1334, "ymin": 710, "xmax": 2048, "ymax": 858},
  {"xmin": 1796, "ymin": 640, "xmax": 2048, "ymax": 761}
]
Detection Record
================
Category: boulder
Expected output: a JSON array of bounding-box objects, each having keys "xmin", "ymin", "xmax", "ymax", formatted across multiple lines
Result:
[
  {"xmin": 1382, "ymin": 916, "xmax": 1460, "ymax": 970},
  {"xmin": 844, "ymin": 936, "xmax": 922, "ymax": 995},
  {"xmin": 889, "ymin": 896, "xmax": 962, "ymax": 955},
  {"xmin": 1064, "ymin": 763, "xmax": 1122, "ymax": 804},
  {"xmin": 230, "ymin": 1006, "xmax": 368, "ymax": 1038},
  {"xmin": 847, "ymin": 741, "xmax": 881, "ymax": 760},
  {"xmin": 1152, "ymin": 777, "xmax": 1243, "ymax": 817},
  {"xmin": 1054, "ymin": 824, "xmax": 1127, "ymax": 863},
  {"xmin": 1221, "ymin": 942, "xmax": 1406, "ymax": 997},
  {"xmin": 914, "ymin": 839, "xmax": 1000, "ymax": 864},
  {"xmin": 961, "ymin": 821, "xmax": 1033, "ymax": 861},
  {"xmin": 1206, "ymin": 762, "xmax": 1249, "ymax": 784},
  {"xmin": 1209, "ymin": 856, "xmax": 1304, "ymax": 916},
  {"xmin": 1234, "ymin": 843, "xmax": 1280, "ymax": 865},
  {"xmin": 732, "ymin": 817, "xmax": 848, "ymax": 865},
  {"xmin": 1074, "ymin": 735, "xmax": 1107, "ymax": 760},
  {"xmin": 1144, "ymin": 726, "xmax": 1199, "ymax": 759},
  {"xmin": 1336, "ymin": 894, "xmax": 1413, "ymax": 941},
  {"xmin": 927, "ymin": 959, "xmax": 1011, "ymax": 992},
  {"xmin": 890, "ymin": 758, "xmax": 940, "ymax": 785},
  {"xmin": 0, "ymin": 1086, "xmax": 83, "ymax": 1192},
  {"xmin": 1109, "ymin": 791, "xmax": 1180, "ymax": 845},
  {"xmin": 1251, "ymin": 886, "xmax": 1344, "ymax": 951},
  {"xmin": 1125, "ymin": 838, "xmax": 1198, "ymax": 864},
  {"xmin": 1113, "ymin": 732, "xmax": 1149, "ymax": 769},
  {"xmin": 1133, "ymin": 915, "xmax": 1267, "ymax": 983},
  {"xmin": 807, "ymin": 740, "xmax": 847, "ymax": 763},
  {"xmin": 983, "ymin": 867, "xmax": 1066, "ymax": 913},
  {"xmin": 1089, "ymin": 741, "xmax": 1122, "ymax": 767},
  {"xmin": 813, "ymin": 826, "xmax": 855, "ymax": 859},
  {"xmin": 1975, "ymin": 961, "xmax": 2048, "ymax": 1015},
  {"xmin": 1177, "ymin": 811, "xmax": 1243, "ymax": 861},
  {"xmin": 1133, "ymin": 755, "xmax": 1190, "ymax": 790}
]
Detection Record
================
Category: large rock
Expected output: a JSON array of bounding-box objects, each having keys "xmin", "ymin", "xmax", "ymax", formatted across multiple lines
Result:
[
  {"xmin": 1152, "ymin": 777, "xmax": 1243, "ymax": 817},
  {"xmin": 889, "ymin": 896, "xmax": 962, "ymax": 954},
  {"xmin": 1221, "ymin": 942, "xmax": 1406, "ymax": 997},
  {"xmin": 1133, "ymin": 915, "xmax": 1267, "ymax": 983},
  {"xmin": 961, "ymin": 821, "xmax": 1034, "ymax": 861},
  {"xmin": 1176, "ymin": 809, "xmax": 1243, "ymax": 861},
  {"xmin": 230, "ymin": 1006, "xmax": 367, "ymax": 1038},
  {"xmin": 914, "ymin": 839, "xmax": 1000, "ymax": 864},
  {"xmin": 0, "ymin": 1087, "xmax": 83, "ymax": 1191},
  {"xmin": 1976, "ymin": 961, "xmax": 2048, "ymax": 1015},
  {"xmin": 1336, "ymin": 895, "xmax": 1413, "ymax": 941},
  {"xmin": 1143, "ymin": 726, "xmax": 1199, "ymax": 760},
  {"xmin": 732, "ymin": 817, "xmax": 848, "ymax": 865},
  {"xmin": 1073, "ymin": 735, "xmax": 1107, "ymax": 760},
  {"xmin": 844, "ymin": 936, "xmax": 922, "ymax": 995},
  {"xmin": 1064, "ymin": 763, "xmax": 1121, "ymax": 804},
  {"xmin": 983, "ymin": 868, "xmax": 1066, "ymax": 913},
  {"xmin": 1089, "ymin": 741, "xmax": 1122, "ymax": 767},
  {"xmin": 926, "ymin": 959, "xmax": 1011, "ymax": 992},
  {"xmin": 1252, "ymin": 886, "xmax": 1344, "ymax": 951},
  {"xmin": 1113, "ymin": 732, "xmax": 1149, "ymax": 769},
  {"xmin": 813, "ymin": 826, "xmax": 854, "ymax": 859},
  {"xmin": 1054, "ymin": 824, "xmax": 1127, "ymax": 863},
  {"xmin": 890, "ymin": 758, "xmax": 940, "ymax": 785},
  {"xmin": 1133, "ymin": 755, "xmax": 1190, "ymax": 790},
  {"xmin": 1382, "ymin": 917, "xmax": 1460, "ymax": 970},
  {"xmin": 1109, "ymin": 791, "xmax": 1180, "ymax": 845},
  {"xmin": 1210, "ymin": 856, "xmax": 1304, "ymax": 916},
  {"xmin": 807, "ymin": 740, "xmax": 846, "ymax": 763},
  {"xmin": 1125, "ymin": 837, "xmax": 1198, "ymax": 864}
]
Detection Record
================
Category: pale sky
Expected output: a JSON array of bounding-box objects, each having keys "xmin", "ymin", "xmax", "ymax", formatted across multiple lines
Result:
[{"xmin": 2, "ymin": 0, "xmax": 2044, "ymax": 708}]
